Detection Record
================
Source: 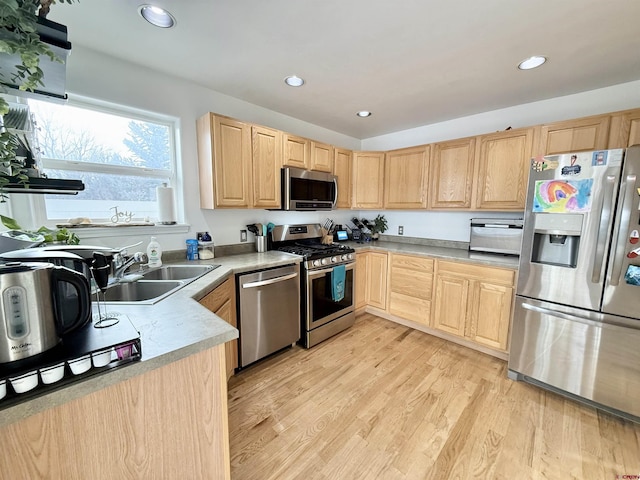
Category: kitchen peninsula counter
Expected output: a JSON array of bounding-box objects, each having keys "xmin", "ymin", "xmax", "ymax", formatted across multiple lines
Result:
[{"xmin": 0, "ymin": 250, "xmax": 301, "ymax": 428}]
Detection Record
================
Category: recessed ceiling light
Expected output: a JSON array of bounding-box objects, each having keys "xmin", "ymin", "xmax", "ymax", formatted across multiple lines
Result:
[
  {"xmin": 518, "ymin": 56, "xmax": 547, "ymax": 70},
  {"xmin": 284, "ymin": 75, "xmax": 305, "ymax": 87},
  {"xmin": 139, "ymin": 4, "xmax": 176, "ymax": 28},
  {"xmin": 356, "ymin": 111, "xmax": 372, "ymax": 118}
]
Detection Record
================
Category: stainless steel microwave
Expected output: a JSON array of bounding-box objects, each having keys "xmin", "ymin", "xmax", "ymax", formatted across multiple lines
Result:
[{"xmin": 281, "ymin": 167, "xmax": 337, "ymax": 211}]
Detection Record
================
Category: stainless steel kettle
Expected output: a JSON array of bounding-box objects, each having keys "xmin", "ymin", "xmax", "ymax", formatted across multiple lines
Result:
[{"xmin": 0, "ymin": 262, "xmax": 91, "ymax": 363}]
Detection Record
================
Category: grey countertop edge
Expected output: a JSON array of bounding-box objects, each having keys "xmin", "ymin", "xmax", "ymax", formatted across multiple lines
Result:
[
  {"xmin": 0, "ymin": 251, "xmax": 302, "ymax": 429},
  {"xmin": 348, "ymin": 241, "xmax": 520, "ymax": 269}
]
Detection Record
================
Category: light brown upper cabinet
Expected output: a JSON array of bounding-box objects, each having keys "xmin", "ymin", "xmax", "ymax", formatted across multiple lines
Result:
[
  {"xmin": 429, "ymin": 137, "xmax": 476, "ymax": 209},
  {"xmin": 197, "ymin": 113, "xmax": 252, "ymax": 208},
  {"xmin": 333, "ymin": 148, "xmax": 352, "ymax": 208},
  {"xmin": 251, "ymin": 125, "xmax": 282, "ymax": 209},
  {"xmin": 473, "ymin": 127, "xmax": 534, "ymax": 210},
  {"xmin": 609, "ymin": 108, "xmax": 640, "ymax": 148},
  {"xmin": 535, "ymin": 114, "xmax": 610, "ymax": 156},
  {"xmin": 352, "ymin": 151, "xmax": 385, "ymax": 209},
  {"xmin": 384, "ymin": 145, "xmax": 429, "ymax": 209},
  {"xmin": 310, "ymin": 141, "xmax": 334, "ymax": 172},
  {"xmin": 283, "ymin": 134, "xmax": 310, "ymax": 169}
]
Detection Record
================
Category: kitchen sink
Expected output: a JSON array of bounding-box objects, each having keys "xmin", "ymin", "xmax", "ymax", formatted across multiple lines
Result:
[
  {"xmin": 102, "ymin": 280, "xmax": 184, "ymax": 304},
  {"xmin": 140, "ymin": 264, "xmax": 219, "ymax": 281}
]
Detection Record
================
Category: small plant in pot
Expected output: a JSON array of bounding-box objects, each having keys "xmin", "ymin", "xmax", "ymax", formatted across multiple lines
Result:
[{"xmin": 369, "ymin": 214, "xmax": 388, "ymax": 240}]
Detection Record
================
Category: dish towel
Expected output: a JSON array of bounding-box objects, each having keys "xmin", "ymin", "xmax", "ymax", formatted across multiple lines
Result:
[{"xmin": 331, "ymin": 265, "xmax": 346, "ymax": 302}]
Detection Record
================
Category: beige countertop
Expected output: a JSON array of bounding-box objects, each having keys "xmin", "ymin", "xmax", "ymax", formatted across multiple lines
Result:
[
  {"xmin": 348, "ymin": 240, "xmax": 520, "ymax": 269},
  {"xmin": 0, "ymin": 250, "xmax": 301, "ymax": 428}
]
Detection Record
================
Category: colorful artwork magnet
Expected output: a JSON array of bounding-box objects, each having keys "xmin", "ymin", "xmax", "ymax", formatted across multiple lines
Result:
[{"xmin": 532, "ymin": 179, "xmax": 594, "ymax": 213}]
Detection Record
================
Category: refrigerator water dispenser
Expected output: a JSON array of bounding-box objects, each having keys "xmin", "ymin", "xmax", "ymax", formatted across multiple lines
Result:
[{"xmin": 531, "ymin": 213, "xmax": 583, "ymax": 268}]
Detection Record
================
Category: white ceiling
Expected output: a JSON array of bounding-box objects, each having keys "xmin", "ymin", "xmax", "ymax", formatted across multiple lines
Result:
[{"xmin": 48, "ymin": 0, "xmax": 640, "ymax": 139}]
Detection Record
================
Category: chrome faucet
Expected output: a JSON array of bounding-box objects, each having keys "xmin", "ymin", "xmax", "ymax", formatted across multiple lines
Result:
[{"xmin": 112, "ymin": 251, "xmax": 148, "ymax": 281}]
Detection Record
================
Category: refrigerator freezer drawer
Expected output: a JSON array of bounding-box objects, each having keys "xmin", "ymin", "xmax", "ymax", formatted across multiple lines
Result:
[{"xmin": 509, "ymin": 296, "xmax": 640, "ymax": 419}]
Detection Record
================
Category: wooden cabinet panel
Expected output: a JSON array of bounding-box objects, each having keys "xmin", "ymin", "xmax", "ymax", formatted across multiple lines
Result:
[
  {"xmin": 252, "ymin": 126, "xmax": 282, "ymax": 208},
  {"xmin": 334, "ymin": 148, "xmax": 352, "ymax": 208},
  {"xmin": 365, "ymin": 251, "xmax": 388, "ymax": 310},
  {"xmin": 537, "ymin": 115, "xmax": 610, "ymax": 155},
  {"xmin": 355, "ymin": 253, "xmax": 367, "ymax": 309},
  {"xmin": 310, "ymin": 141, "xmax": 334, "ymax": 172},
  {"xmin": 384, "ymin": 145, "xmax": 429, "ymax": 209},
  {"xmin": 429, "ymin": 137, "xmax": 476, "ymax": 209},
  {"xmin": 474, "ymin": 127, "xmax": 533, "ymax": 210},
  {"xmin": 352, "ymin": 151, "xmax": 385, "ymax": 209},
  {"xmin": 388, "ymin": 254, "xmax": 433, "ymax": 325},
  {"xmin": 433, "ymin": 273, "xmax": 468, "ymax": 336},
  {"xmin": 609, "ymin": 108, "xmax": 640, "ymax": 148},
  {"xmin": 200, "ymin": 278, "xmax": 237, "ymax": 379},
  {"xmin": 467, "ymin": 281, "xmax": 513, "ymax": 351},
  {"xmin": 213, "ymin": 116, "xmax": 252, "ymax": 207},
  {"xmin": 283, "ymin": 134, "xmax": 310, "ymax": 169}
]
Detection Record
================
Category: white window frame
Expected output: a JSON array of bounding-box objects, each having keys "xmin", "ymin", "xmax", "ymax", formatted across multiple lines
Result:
[{"xmin": 20, "ymin": 95, "xmax": 185, "ymax": 233}]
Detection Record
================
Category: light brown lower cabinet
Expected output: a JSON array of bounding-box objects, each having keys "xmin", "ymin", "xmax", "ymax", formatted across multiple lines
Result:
[
  {"xmin": 433, "ymin": 260, "xmax": 515, "ymax": 351},
  {"xmin": 355, "ymin": 251, "xmax": 388, "ymax": 310},
  {"xmin": 0, "ymin": 344, "xmax": 231, "ymax": 479},
  {"xmin": 200, "ymin": 277, "xmax": 238, "ymax": 379},
  {"xmin": 387, "ymin": 253, "xmax": 433, "ymax": 326}
]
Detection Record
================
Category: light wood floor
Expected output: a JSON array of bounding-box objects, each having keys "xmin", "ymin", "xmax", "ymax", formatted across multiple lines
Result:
[{"xmin": 228, "ymin": 314, "xmax": 640, "ymax": 479}]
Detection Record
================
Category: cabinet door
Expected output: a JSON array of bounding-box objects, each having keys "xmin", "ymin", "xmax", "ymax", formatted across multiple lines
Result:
[
  {"xmin": 384, "ymin": 145, "xmax": 429, "ymax": 209},
  {"xmin": 355, "ymin": 253, "xmax": 367, "ymax": 309},
  {"xmin": 608, "ymin": 108, "xmax": 640, "ymax": 148},
  {"xmin": 467, "ymin": 281, "xmax": 513, "ymax": 351},
  {"xmin": 213, "ymin": 116, "xmax": 252, "ymax": 207},
  {"xmin": 474, "ymin": 128, "xmax": 533, "ymax": 210},
  {"xmin": 388, "ymin": 254, "xmax": 433, "ymax": 325},
  {"xmin": 333, "ymin": 148, "xmax": 352, "ymax": 208},
  {"xmin": 429, "ymin": 138, "xmax": 476, "ymax": 209},
  {"xmin": 366, "ymin": 251, "xmax": 388, "ymax": 310},
  {"xmin": 433, "ymin": 272, "xmax": 468, "ymax": 336},
  {"xmin": 283, "ymin": 134, "xmax": 310, "ymax": 169},
  {"xmin": 252, "ymin": 125, "xmax": 282, "ymax": 209},
  {"xmin": 216, "ymin": 299, "xmax": 238, "ymax": 379},
  {"xmin": 537, "ymin": 115, "xmax": 610, "ymax": 155},
  {"xmin": 310, "ymin": 141, "xmax": 334, "ymax": 172},
  {"xmin": 352, "ymin": 151, "xmax": 385, "ymax": 209}
]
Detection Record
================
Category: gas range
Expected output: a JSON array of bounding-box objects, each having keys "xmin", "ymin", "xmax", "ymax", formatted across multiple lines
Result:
[{"xmin": 271, "ymin": 224, "xmax": 355, "ymax": 270}]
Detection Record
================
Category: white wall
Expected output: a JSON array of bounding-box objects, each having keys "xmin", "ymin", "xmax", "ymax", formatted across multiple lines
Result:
[{"xmin": 19, "ymin": 45, "xmax": 640, "ymax": 249}]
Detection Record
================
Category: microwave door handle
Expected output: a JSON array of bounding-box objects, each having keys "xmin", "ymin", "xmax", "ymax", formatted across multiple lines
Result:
[
  {"xmin": 333, "ymin": 177, "xmax": 338, "ymax": 206},
  {"xmin": 609, "ymin": 174, "xmax": 636, "ymax": 286},
  {"xmin": 592, "ymin": 174, "xmax": 617, "ymax": 283}
]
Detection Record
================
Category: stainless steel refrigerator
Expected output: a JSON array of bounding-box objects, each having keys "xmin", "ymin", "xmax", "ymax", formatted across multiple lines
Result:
[{"xmin": 509, "ymin": 145, "xmax": 640, "ymax": 421}]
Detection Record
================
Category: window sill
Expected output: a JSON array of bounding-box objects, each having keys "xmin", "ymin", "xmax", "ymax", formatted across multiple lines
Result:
[{"xmin": 66, "ymin": 223, "xmax": 190, "ymax": 240}]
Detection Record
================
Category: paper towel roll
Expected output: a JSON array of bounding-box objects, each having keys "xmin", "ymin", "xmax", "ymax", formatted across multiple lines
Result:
[{"xmin": 157, "ymin": 184, "xmax": 176, "ymax": 225}]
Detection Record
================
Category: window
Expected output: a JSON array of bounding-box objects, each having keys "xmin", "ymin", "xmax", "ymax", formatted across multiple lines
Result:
[{"xmin": 27, "ymin": 98, "xmax": 178, "ymax": 223}]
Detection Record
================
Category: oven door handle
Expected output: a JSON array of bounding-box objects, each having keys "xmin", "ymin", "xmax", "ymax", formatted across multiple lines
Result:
[
  {"xmin": 242, "ymin": 272, "xmax": 298, "ymax": 289},
  {"xmin": 308, "ymin": 263, "xmax": 354, "ymax": 278}
]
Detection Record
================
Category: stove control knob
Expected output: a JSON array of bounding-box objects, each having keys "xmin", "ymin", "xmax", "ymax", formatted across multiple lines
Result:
[
  {"xmin": 347, "ymin": 253, "xmax": 354, "ymax": 260},
  {"xmin": 313, "ymin": 259, "xmax": 321, "ymax": 267},
  {"xmin": 321, "ymin": 258, "xmax": 329, "ymax": 265},
  {"xmin": 341, "ymin": 254, "xmax": 348, "ymax": 261},
  {"xmin": 331, "ymin": 256, "xmax": 339, "ymax": 263}
]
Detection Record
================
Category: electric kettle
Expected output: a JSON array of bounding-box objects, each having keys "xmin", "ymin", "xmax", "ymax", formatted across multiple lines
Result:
[{"xmin": 0, "ymin": 262, "xmax": 91, "ymax": 363}]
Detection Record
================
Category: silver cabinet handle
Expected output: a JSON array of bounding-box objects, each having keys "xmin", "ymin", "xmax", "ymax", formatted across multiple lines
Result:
[
  {"xmin": 609, "ymin": 174, "xmax": 636, "ymax": 286},
  {"xmin": 592, "ymin": 174, "xmax": 616, "ymax": 283},
  {"xmin": 242, "ymin": 272, "xmax": 298, "ymax": 289}
]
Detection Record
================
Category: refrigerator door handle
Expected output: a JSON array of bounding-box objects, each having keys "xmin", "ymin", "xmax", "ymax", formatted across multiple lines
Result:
[
  {"xmin": 609, "ymin": 174, "xmax": 636, "ymax": 286},
  {"xmin": 592, "ymin": 174, "xmax": 617, "ymax": 283}
]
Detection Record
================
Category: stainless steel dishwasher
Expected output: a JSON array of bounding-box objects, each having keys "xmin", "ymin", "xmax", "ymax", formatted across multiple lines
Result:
[{"xmin": 237, "ymin": 263, "xmax": 300, "ymax": 367}]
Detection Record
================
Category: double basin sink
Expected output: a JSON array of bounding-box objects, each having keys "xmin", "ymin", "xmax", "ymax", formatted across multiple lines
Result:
[{"xmin": 103, "ymin": 264, "xmax": 220, "ymax": 304}]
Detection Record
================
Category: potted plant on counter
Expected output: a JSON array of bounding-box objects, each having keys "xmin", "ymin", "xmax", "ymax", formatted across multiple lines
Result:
[{"xmin": 369, "ymin": 214, "xmax": 388, "ymax": 240}]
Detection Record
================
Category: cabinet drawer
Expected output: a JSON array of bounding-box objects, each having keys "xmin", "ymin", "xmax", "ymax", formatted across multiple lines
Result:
[
  {"xmin": 389, "ymin": 292, "xmax": 431, "ymax": 326},
  {"xmin": 389, "ymin": 268, "xmax": 433, "ymax": 300},
  {"xmin": 200, "ymin": 277, "xmax": 234, "ymax": 313},
  {"xmin": 437, "ymin": 260, "xmax": 515, "ymax": 285}
]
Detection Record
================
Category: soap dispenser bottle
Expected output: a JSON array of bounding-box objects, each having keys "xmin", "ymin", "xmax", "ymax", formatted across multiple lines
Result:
[{"xmin": 147, "ymin": 236, "xmax": 163, "ymax": 267}]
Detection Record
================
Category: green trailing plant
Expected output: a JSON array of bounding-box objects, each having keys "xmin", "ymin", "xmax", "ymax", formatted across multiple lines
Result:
[
  {"xmin": 0, "ymin": 0, "xmax": 77, "ymax": 195},
  {"xmin": 1, "ymin": 214, "xmax": 80, "ymax": 244},
  {"xmin": 370, "ymin": 214, "xmax": 388, "ymax": 235}
]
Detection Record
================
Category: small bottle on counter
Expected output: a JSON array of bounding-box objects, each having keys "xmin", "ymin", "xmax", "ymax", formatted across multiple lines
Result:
[
  {"xmin": 147, "ymin": 236, "xmax": 163, "ymax": 267},
  {"xmin": 186, "ymin": 239, "xmax": 199, "ymax": 261}
]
